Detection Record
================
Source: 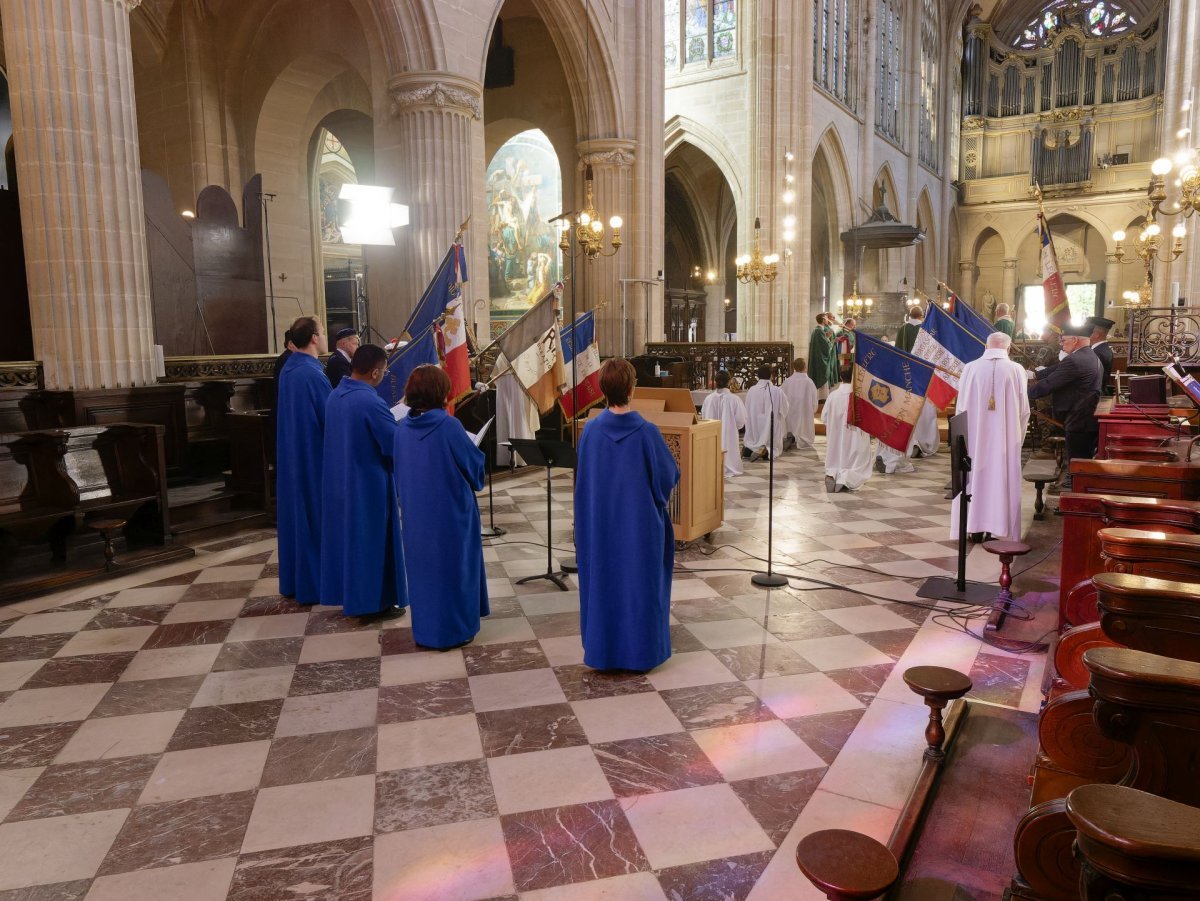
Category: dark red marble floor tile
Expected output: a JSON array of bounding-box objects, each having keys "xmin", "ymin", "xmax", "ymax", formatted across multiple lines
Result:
[
  {"xmin": 554, "ymin": 665, "xmax": 654, "ymax": 702},
  {"xmin": 377, "ymin": 678, "xmax": 474, "ymax": 723},
  {"xmin": 967, "ymin": 654, "xmax": 1030, "ymax": 708},
  {"xmin": 228, "ymin": 835, "xmax": 373, "ymax": 901},
  {"xmin": 289, "ymin": 658, "xmax": 380, "ymax": 697},
  {"xmin": 463, "ymin": 641, "xmax": 549, "ymax": 676},
  {"xmin": 143, "ymin": 620, "xmax": 233, "ymax": 649},
  {"xmin": 4, "ymin": 754, "xmax": 159, "ymax": 822},
  {"xmin": 502, "ymin": 800, "xmax": 649, "ymax": 892},
  {"xmin": 212, "ymin": 637, "xmax": 305, "ymax": 672},
  {"xmin": 23, "ymin": 652, "xmax": 135, "ymax": 689},
  {"xmin": 91, "ymin": 675, "xmax": 206, "ymax": 718},
  {"xmin": 0, "ymin": 721, "xmax": 82, "ymax": 767},
  {"xmin": 762, "ymin": 611, "xmax": 848, "ymax": 641},
  {"xmin": 668, "ymin": 624, "xmax": 706, "ymax": 653},
  {"xmin": 593, "ymin": 732, "xmax": 724, "ymax": 797},
  {"xmin": 730, "ymin": 769, "xmax": 826, "ymax": 845},
  {"xmin": 669, "ymin": 598, "xmax": 750, "ymax": 624},
  {"xmin": 85, "ymin": 605, "xmax": 174, "ymax": 631},
  {"xmin": 859, "ymin": 628, "xmax": 918, "ymax": 659},
  {"xmin": 784, "ymin": 708, "xmax": 867, "ymax": 765},
  {"xmin": 659, "ymin": 683, "xmax": 776, "ymax": 730},
  {"xmin": 0, "ymin": 879, "xmax": 92, "ymax": 901},
  {"xmin": 700, "ymin": 574, "xmax": 767, "ymax": 600},
  {"xmin": 654, "ymin": 849, "xmax": 774, "ymax": 900},
  {"xmin": 178, "ymin": 581, "xmax": 256, "ymax": 603},
  {"xmin": 375, "ymin": 758, "xmax": 497, "ymax": 833},
  {"xmin": 53, "ymin": 595, "xmax": 113, "ymax": 612},
  {"xmin": 260, "ymin": 563, "xmax": 280, "ymax": 578},
  {"xmin": 96, "ymin": 790, "xmax": 257, "ymax": 875},
  {"xmin": 713, "ymin": 644, "xmax": 817, "ymax": 680},
  {"xmin": 304, "ymin": 609, "xmax": 379, "ymax": 635},
  {"xmin": 827, "ymin": 663, "xmax": 895, "ymax": 705},
  {"xmin": 166, "ymin": 699, "xmax": 284, "ymax": 751},
  {"xmin": 228, "ymin": 551, "xmax": 273, "ymax": 565},
  {"xmin": 378, "ymin": 628, "xmax": 418, "ymax": 656},
  {"xmin": 881, "ymin": 602, "xmax": 934, "ymax": 627},
  {"xmin": 794, "ymin": 587, "xmax": 879, "ymax": 611},
  {"xmin": 0, "ymin": 633, "xmax": 74, "ymax": 663},
  {"xmin": 862, "ymin": 530, "xmax": 923, "ymax": 546},
  {"xmin": 238, "ymin": 596, "xmax": 308, "ymax": 618},
  {"xmin": 140, "ymin": 572, "xmax": 200, "ymax": 587},
  {"xmin": 525, "ymin": 612, "xmax": 581, "ymax": 639},
  {"xmin": 486, "ymin": 596, "xmax": 524, "ymax": 619},
  {"xmin": 259, "ymin": 727, "xmax": 376, "ymax": 787},
  {"xmin": 477, "ymin": 703, "xmax": 588, "ymax": 757}
]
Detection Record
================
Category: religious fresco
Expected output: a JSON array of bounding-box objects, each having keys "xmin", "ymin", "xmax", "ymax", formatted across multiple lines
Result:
[
  {"xmin": 486, "ymin": 129, "xmax": 562, "ymax": 339},
  {"xmin": 317, "ymin": 132, "xmax": 355, "ymax": 247}
]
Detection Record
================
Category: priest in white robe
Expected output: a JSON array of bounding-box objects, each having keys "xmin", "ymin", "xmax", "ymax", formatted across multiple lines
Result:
[
  {"xmin": 951, "ymin": 331, "xmax": 1030, "ymax": 540},
  {"xmin": 781, "ymin": 358, "xmax": 817, "ymax": 449},
  {"xmin": 821, "ymin": 368, "xmax": 875, "ymax": 491},
  {"xmin": 743, "ymin": 364, "xmax": 789, "ymax": 461},
  {"xmin": 701, "ymin": 370, "xmax": 748, "ymax": 477}
]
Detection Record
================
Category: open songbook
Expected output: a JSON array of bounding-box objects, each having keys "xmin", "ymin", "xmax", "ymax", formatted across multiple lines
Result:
[
  {"xmin": 390, "ymin": 402, "xmax": 492, "ymax": 448},
  {"xmin": 1162, "ymin": 359, "xmax": 1200, "ymax": 407}
]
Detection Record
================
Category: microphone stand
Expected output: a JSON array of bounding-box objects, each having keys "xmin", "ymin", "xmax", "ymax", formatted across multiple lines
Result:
[
  {"xmin": 752, "ymin": 381, "xmax": 788, "ymax": 588},
  {"xmin": 478, "ymin": 382, "xmax": 506, "ymax": 538}
]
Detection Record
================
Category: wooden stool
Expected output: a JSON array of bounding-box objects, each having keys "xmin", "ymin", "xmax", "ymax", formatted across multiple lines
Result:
[
  {"xmin": 983, "ymin": 539, "xmax": 1031, "ymax": 632},
  {"xmin": 1066, "ymin": 783, "xmax": 1200, "ymax": 899},
  {"xmin": 1022, "ymin": 464, "xmax": 1056, "ymax": 520},
  {"xmin": 903, "ymin": 666, "xmax": 972, "ymax": 760},
  {"xmin": 87, "ymin": 518, "xmax": 127, "ymax": 571},
  {"xmin": 1045, "ymin": 435, "xmax": 1067, "ymax": 471},
  {"xmin": 795, "ymin": 829, "xmax": 898, "ymax": 900}
]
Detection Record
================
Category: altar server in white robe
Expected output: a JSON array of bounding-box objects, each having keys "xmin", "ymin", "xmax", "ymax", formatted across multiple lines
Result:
[
  {"xmin": 951, "ymin": 331, "xmax": 1030, "ymax": 540},
  {"xmin": 821, "ymin": 367, "xmax": 875, "ymax": 491},
  {"xmin": 781, "ymin": 358, "xmax": 817, "ymax": 449},
  {"xmin": 742, "ymin": 364, "xmax": 790, "ymax": 461},
  {"xmin": 876, "ymin": 398, "xmax": 940, "ymax": 473},
  {"xmin": 702, "ymin": 370, "xmax": 748, "ymax": 477}
]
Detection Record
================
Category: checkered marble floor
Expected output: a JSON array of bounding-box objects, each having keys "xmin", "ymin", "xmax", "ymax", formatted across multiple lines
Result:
[{"xmin": 0, "ymin": 442, "xmax": 1054, "ymax": 900}]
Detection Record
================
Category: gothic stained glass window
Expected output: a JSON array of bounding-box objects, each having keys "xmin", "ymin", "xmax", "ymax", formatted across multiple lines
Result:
[
  {"xmin": 918, "ymin": 0, "xmax": 939, "ymax": 170},
  {"xmin": 1015, "ymin": 0, "xmax": 1134, "ymax": 49},
  {"xmin": 875, "ymin": 0, "xmax": 902, "ymax": 142},
  {"xmin": 813, "ymin": 0, "xmax": 856, "ymax": 110},
  {"xmin": 666, "ymin": 1, "xmax": 737, "ymax": 70}
]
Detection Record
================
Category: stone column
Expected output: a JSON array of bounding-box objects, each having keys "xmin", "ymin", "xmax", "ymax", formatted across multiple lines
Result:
[
  {"xmin": 958, "ymin": 260, "xmax": 977, "ymax": 304},
  {"xmin": 1105, "ymin": 252, "xmax": 1123, "ymax": 307},
  {"xmin": 2, "ymin": 0, "xmax": 157, "ymax": 389},
  {"xmin": 575, "ymin": 139, "xmax": 636, "ymax": 357},
  {"xmin": 704, "ymin": 284, "xmax": 725, "ymax": 343},
  {"xmin": 1002, "ymin": 258, "xmax": 1019, "ymax": 317},
  {"xmin": 377, "ymin": 73, "xmax": 482, "ymax": 334}
]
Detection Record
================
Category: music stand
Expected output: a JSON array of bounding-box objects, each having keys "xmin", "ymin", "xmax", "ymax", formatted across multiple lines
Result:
[
  {"xmin": 507, "ymin": 438, "xmax": 575, "ymax": 592},
  {"xmin": 752, "ymin": 387, "xmax": 787, "ymax": 588},
  {"xmin": 476, "ymin": 385, "xmax": 506, "ymax": 538},
  {"xmin": 916, "ymin": 412, "xmax": 995, "ymax": 604}
]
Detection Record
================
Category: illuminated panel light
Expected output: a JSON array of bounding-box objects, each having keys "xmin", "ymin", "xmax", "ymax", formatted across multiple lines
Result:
[{"xmin": 338, "ymin": 184, "xmax": 410, "ymax": 246}]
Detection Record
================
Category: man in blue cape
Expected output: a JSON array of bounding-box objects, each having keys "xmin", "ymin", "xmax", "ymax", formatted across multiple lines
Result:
[
  {"xmin": 276, "ymin": 316, "xmax": 330, "ymax": 604},
  {"xmin": 575, "ymin": 359, "xmax": 680, "ymax": 671},
  {"xmin": 320, "ymin": 344, "xmax": 408, "ymax": 619}
]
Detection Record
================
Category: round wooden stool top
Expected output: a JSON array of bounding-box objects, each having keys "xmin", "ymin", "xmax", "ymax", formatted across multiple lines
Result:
[
  {"xmin": 982, "ymin": 539, "xmax": 1031, "ymax": 558},
  {"xmin": 903, "ymin": 666, "xmax": 973, "ymax": 702},
  {"xmin": 87, "ymin": 518, "xmax": 127, "ymax": 533},
  {"xmin": 795, "ymin": 829, "xmax": 898, "ymax": 900}
]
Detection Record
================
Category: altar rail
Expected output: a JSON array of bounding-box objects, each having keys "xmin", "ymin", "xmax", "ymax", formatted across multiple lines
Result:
[
  {"xmin": 1126, "ymin": 307, "xmax": 1200, "ymax": 368},
  {"xmin": 642, "ymin": 342, "xmax": 796, "ymax": 390},
  {"xmin": 162, "ymin": 354, "xmax": 278, "ymax": 382}
]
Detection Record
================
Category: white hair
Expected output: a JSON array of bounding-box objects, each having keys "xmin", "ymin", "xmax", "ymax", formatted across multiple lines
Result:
[
  {"xmin": 986, "ymin": 331, "xmax": 1012, "ymax": 350},
  {"xmin": 995, "ymin": 303, "xmax": 1010, "ymax": 316}
]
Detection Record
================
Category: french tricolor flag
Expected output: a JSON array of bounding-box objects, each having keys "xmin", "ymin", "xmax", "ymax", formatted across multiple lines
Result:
[
  {"xmin": 850, "ymin": 333, "xmax": 938, "ymax": 453},
  {"xmin": 1040, "ymin": 213, "xmax": 1070, "ymax": 332},
  {"xmin": 559, "ymin": 311, "xmax": 602, "ymax": 419},
  {"xmin": 911, "ymin": 303, "xmax": 987, "ymax": 409}
]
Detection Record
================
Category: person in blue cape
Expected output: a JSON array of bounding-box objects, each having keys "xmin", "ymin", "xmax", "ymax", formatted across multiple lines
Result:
[
  {"xmin": 276, "ymin": 316, "xmax": 330, "ymax": 604},
  {"xmin": 393, "ymin": 365, "xmax": 488, "ymax": 649},
  {"xmin": 320, "ymin": 344, "xmax": 408, "ymax": 619},
  {"xmin": 575, "ymin": 358, "xmax": 680, "ymax": 672}
]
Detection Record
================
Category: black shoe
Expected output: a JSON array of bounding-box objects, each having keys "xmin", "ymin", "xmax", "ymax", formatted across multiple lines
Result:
[
  {"xmin": 360, "ymin": 606, "xmax": 407, "ymax": 623},
  {"xmin": 874, "ymin": 455, "xmax": 886, "ymax": 474}
]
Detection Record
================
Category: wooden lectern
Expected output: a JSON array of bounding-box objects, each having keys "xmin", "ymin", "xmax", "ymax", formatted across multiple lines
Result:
[{"xmin": 588, "ymin": 387, "xmax": 724, "ymax": 541}]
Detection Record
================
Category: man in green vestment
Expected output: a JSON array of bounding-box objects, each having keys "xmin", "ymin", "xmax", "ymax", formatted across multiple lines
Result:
[
  {"xmin": 896, "ymin": 305, "xmax": 923, "ymax": 353},
  {"xmin": 808, "ymin": 313, "xmax": 839, "ymax": 395},
  {"xmin": 993, "ymin": 303, "xmax": 1016, "ymax": 338}
]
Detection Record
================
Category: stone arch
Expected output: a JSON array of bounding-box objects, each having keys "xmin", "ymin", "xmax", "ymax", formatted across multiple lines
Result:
[
  {"xmin": 813, "ymin": 125, "xmax": 854, "ymax": 231},
  {"xmin": 664, "ymin": 115, "xmax": 745, "ymax": 211},
  {"xmin": 872, "ymin": 162, "xmax": 901, "ymax": 218},
  {"xmin": 916, "ymin": 189, "xmax": 937, "ymax": 299},
  {"xmin": 812, "ymin": 128, "xmax": 855, "ymax": 320}
]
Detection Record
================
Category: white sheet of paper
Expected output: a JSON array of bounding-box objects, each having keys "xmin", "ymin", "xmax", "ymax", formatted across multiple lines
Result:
[
  {"xmin": 469, "ymin": 417, "xmax": 494, "ymax": 448},
  {"xmin": 391, "ymin": 401, "xmax": 410, "ymax": 421}
]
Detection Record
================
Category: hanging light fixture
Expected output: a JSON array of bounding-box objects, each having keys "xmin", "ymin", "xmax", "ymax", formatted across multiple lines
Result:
[{"xmin": 735, "ymin": 218, "xmax": 779, "ymax": 284}]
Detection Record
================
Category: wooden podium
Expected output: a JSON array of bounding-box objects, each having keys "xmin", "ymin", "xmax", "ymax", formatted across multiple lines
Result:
[{"xmin": 589, "ymin": 387, "xmax": 724, "ymax": 541}]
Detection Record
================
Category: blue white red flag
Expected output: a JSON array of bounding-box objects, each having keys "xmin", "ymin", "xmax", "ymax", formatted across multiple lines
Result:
[
  {"xmin": 851, "ymin": 333, "xmax": 938, "ymax": 453},
  {"xmin": 946, "ymin": 289, "xmax": 994, "ymax": 343},
  {"xmin": 911, "ymin": 302, "xmax": 987, "ymax": 409},
  {"xmin": 1040, "ymin": 213, "xmax": 1070, "ymax": 332},
  {"xmin": 559, "ymin": 311, "xmax": 603, "ymax": 419}
]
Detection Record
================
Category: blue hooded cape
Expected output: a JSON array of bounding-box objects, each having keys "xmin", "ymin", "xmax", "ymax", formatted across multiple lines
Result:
[
  {"xmin": 276, "ymin": 352, "xmax": 330, "ymax": 603},
  {"xmin": 393, "ymin": 408, "xmax": 488, "ymax": 648},
  {"xmin": 320, "ymin": 378, "xmax": 408, "ymax": 616},
  {"xmin": 574, "ymin": 410, "xmax": 680, "ymax": 671}
]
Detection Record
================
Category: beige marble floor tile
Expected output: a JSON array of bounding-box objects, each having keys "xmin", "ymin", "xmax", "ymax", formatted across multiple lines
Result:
[
  {"xmin": 298, "ymin": 631, "xmax": 381, "ymax": 664},
  {"xmin": 469, "ymin": 668, "xmax": 566, "ymax": 712},
  {"xmin": 193, "ymin": 565, "xmax": 264, "ymax": 584},
  {"xmin": 0, "ymin": 659, "xmax": 43, "ymax": 692},
  {"xmin": 2, "ymin": 609, "xmax": 98, "ymax": 637},
  {"xmin": 247, "ymin": 578, "xmax": 280, "ymax": 597},
  {"xmin": 0, "ymin": 767, "xmax": 43, "ymax": 821},
  {"xmin": 55, "ymin": 626, "xmax": 157, "ymax": 657},
  {"xmin": 0, "ymin": 808, "xmax": 129, "ymax": 890},
  {"xmin": 571, "ymin": 693, "xmax": 684, "ymax": 744},
  {"xmin": 106, "ymin": 585, "xmax": 189, "ymax": 608},
  {"xmin": 241, "ymin": 774, "xmax": 375, "ymax": 853},
  {"xmin": 373, "ymin": 817, "xmax": 514, "ymax": 901},
  {"xmin": 140, "ymin": 739, "xmax": 271, "ymax": 804},
  {"xmin": 119, "ymin": 645, "xmax": 221, "ymax": 682},
  {"xmin": 474, "ymin": 616, "xmax": 537, "ymax": 646},
  {"xmin": 520, "ymin": 872, "xmax": 668, "ymax": 900},
  {"xmin": 817, "ymin": 697, "xmax": 929, "ymax": 808},
  {"xmin": 377, "ymin": 713, "xmax": 483, "ymax": 771},
  {"xmin": 84, "ymin": 856, "xmax": 237, "ymax": 901},
  {"xmin": 644, "ymin": 651, "xmax": 738, "ymax": 691},
  {"xmin": 538, "ymin": 635, "xmax": 585, "ymax": 667},
  {"xmin": 819, "ymin": 605, "xmax": 921, "ymax": 634},
  {"xmin": 56, "ymin": 709, "xmax": 186, "ymax": 763},
  {"xmin": 684, "ymin": 619, "xmax": 781, "ymax": 649},
  {"xmin": 380, "ymin": 649, "xmax": 467, "ymax": 686},
  {"xmin": 0, "ymin": 682, "xmax": 111, "ymax": 727},
  {"xmin": 619, "ymin": 784, "xmax": 773, "ymax": 870},
  {"xmin": 226, "ymin": 612, "xmax": 311, "ymax": 642},
  {"xmin": 787, "ymin": 635, "xmax": 895, "ymax": 671},
  {"xmin": 743, "ymin": 673, "xmax": 864, "ymax": 719},
  {"xmin": 162, "ymin": 599, "xmax": 246, "ymax": 625},
  {"xmin": 487, "ymin": 745, "xmax": 613, "ymax": 815},
  {"xmin": 275, "ymin": 688, "xmax": 379, "ymax": 738},
  {"xmin": 190, "ymin": 665, "xmax": 294, "ymax": 707},
  {"xmin": 518, "ymin": 591, "xmax": 581, "ymax": 617},
  {"xmin": 690, "ymin": 720, "xmax": 825, "ymax": 781}
]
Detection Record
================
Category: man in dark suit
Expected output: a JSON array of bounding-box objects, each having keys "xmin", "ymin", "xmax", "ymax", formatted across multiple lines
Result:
[
  {"xmin": 325, "ymin": 327, "xmax": 359, "ymax": 388},
  {"xmin": 1029, "ymin": 323, "xmax": 1103, "ymax": 492},
  {"xmin": 1085, "ymin": 316, "xmax": 1115, "ymax": 394}
]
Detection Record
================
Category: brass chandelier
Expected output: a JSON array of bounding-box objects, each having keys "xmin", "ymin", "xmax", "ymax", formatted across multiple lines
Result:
[
  {"xmin": 735, "ymin": 218, "xmax": 779, "ymax": 284},
  {"xmin": 839, "ymin": 280, "xmax": 874, "ymax": 320},
  {"xmin": 559, "ymin": 165, "xmax": 622, "ymax": 261}
]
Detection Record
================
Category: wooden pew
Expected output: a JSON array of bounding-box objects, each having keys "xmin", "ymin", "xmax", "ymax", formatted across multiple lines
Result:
[
  {"xmin": 1069, "ymin": 457, "xmax": 1200, "ymax": 500},
  {"xmin": 225, "ymin": 412, "xmax": 273, "ymax": 515},
  {"xmin": 1095, "ymin": 400, "xmax": 1192, "ymax": 460},
  {"xmin": 1056, "ymin": 493, "xmax": 1200, "ymax": 629}
]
